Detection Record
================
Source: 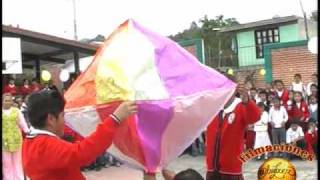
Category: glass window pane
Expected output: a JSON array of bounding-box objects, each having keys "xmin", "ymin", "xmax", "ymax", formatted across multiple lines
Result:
[
  {"xmin": 259, "ymin": 52, "xmax": 263, "ymax": 57},
  {"xmin": 262, "ymin": 31, "xmax": 267, "ymax": 37},
  {"xmin": 256, "ymin": 32, "xmax": 261, "ymax": 37},
  {"xmin": 274, "ymin": 29, "xmax": 279, "ymax": 35},
  {"xmin": 263, "ymin": 37, "xmax": 267, "ymax": 43},
  {"xmin": 269, "ymin": 36, "xmax": 273, "ymax": 43},
  {"xmin": 258, "ymin": 38, "xmax": 262, "ymax": 44},
  {"xmin": 274, "ymin": 36, "xmax": 279, "ymax": 42},
  {"xmin": 268, "ymin": 30, "xmax": 273, "ymax": 36}
]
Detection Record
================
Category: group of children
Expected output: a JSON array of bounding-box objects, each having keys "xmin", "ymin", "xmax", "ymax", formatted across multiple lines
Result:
[{"xmin": 246, "ymin": 73, "xmax": 318, "ymax": 160}]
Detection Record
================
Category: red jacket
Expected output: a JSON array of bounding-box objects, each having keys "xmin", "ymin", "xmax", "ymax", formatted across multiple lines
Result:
[
  {"xmin": 31, "ymin": 83, "xmax": 42, "ymax": 92},
  {"xmin": 305, "ymin": 130, "xmax": 318, "ymax": 154},
  {"xmin": 275, "ymin": 89, "xmax": 289, "ymax": 106},
  {"xmin": 4, "ymin": 84, "xmax": 18, "ymax": 95},
  {"xmin": 22, "ymin": 117, "xmax": 118, "ymax": 180},
  {"xmin": 288, "ymin": 101, "xmax": 310, "ymax": 122},
  {"xmin": 20, "ymin": 85, "xmax": 32, "ymax": 97},
  {"xmin": 64, "ymin": 125, "xmax": 84, "ymax": 143},
  {"xmin": 206, "ymin": 99, "xmax": 260, "ymax": 175}
]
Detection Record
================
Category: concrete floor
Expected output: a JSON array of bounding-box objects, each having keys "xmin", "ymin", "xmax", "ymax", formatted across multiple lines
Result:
[{"xmin": 83, "ymin": 155, "xmax": 318, "ymax": 180}]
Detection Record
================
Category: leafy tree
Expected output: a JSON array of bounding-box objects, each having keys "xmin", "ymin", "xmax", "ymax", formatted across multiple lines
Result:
[{"xmin": 170, "ymin": 15, "xmax": 240, "ymax": 68}]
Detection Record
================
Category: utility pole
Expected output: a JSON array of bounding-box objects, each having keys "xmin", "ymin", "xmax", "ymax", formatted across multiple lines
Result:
[
  {"xmin": 299, "ymin": 0, "xmax": 309, "ymax": 40},
  {"xmin": 72, "ymin": 0, "xmax": 78, "ymax": 41}
]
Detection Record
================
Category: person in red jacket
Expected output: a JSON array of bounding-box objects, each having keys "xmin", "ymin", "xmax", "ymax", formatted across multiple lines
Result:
[
  {"xmin": 31, "ymin": 78, "xmax": 42, "ymax": 92},
  {"xmin": 22, "ymin": 90, "xmax": 137, "ymax": 180},
  {"xmin": 4, "ymin": 78, "xmax": 18, "ymax": 96},
  {"xmin": 274, "ymin": 80, "xmax": 289, "ymax": 106},
  {"xmin": 206, "ymin": 82, "xmax": 261, "ymax": 180},
  {"xmin": 304, "ymin": 121, "xmax": 317, "ymax": 159},
  {"xmin": 20, "ymin": 79, "xmax": 32, "ymax": 98},
  {"xmin": 288, "ymin": 91, "xmax": 310, "ymax": 132}
]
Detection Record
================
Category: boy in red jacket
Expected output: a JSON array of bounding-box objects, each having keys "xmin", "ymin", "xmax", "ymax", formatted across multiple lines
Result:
[
  {"xmin": 206, "ymin": 81, "xmax": 261, "ymax": 180},
  {"xmin": 274, "ymin": 80, "xmax": 289, "ymax": 106},
  {"xmin": 22, "ymin": 90, "xmax": 137, "ymax": 180},
  {"xmin": 305, "ymin": 121, "xmax": 318, "ymax": 159},
  {"xmin": 20, "ymin": 79, "xmax": 32, "ymax": 98},
  {"xmin": 4, "ymin": 78, "xmax": 18, "ymax": 96}
]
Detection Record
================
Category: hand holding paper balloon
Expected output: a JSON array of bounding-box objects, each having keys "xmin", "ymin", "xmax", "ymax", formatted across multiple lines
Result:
[{"xmin": 64, "ymin": 19, "xmax": 236, "ymax": 172}]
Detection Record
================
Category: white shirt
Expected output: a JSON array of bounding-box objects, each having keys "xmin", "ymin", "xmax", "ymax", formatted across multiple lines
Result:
[
  {"xmin": 306, "ymin": 82, "xmax": 317, "ymax": 96},
  {"xmin": 276, "ymin": 90, "xmax": 284, "ymax": 98},
  {"xmin": 254, "ymin": 111, "xmax": 269, "ymax": 132},
  {"xmin": 269, "ymin": 106, "xmax": 288, "ymax": 128},
  {"xmin": 291, "ymin": 82, "xmax": 305, "ymax": 93},
  {"xmin": 296, "ymin": 102, "xmax": 301, "ymax": 109},
  {"xmin": 309, "ymin": 104, "xmax": 318, "ymax": 113},
  {"xmin": 286, "ymin": 126, "xmax": 304, "ymax": 143}
]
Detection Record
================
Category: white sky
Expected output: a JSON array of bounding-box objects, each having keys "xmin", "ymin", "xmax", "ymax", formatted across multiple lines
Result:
[{"xmin": 3, "ymin": 0, "xmax": 318, "ymax": 40}]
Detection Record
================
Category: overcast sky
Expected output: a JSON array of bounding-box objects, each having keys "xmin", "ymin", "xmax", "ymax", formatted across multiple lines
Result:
[{"xmin": 3, "ymin": 0, "xmax": 317, "ymax": 40}]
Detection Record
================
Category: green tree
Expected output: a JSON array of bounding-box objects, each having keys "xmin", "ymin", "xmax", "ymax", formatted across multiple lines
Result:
[{"xmin": 170, "ymin": 15, "xmax": 240, "ymax": 68}]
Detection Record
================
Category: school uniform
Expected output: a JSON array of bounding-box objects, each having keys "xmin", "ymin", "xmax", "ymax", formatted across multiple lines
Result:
[
  {"xmin": 22, "ymin": 117, "xmax": 119, "ymax": 180},
  {"xmin": 289, "ymin": 101, "xmax": 310, "ymax": 132},
  {"xmin": 20, "ymin": 85, "xmax": 32, "ymax": 98},
  {"xmin": 4, "ymin": 84, "xmax": 18, "ymax": 96},
  {"xmin": 269, "ymin": 106, "xmax": 288, "ymax": 150},
  {"xmin": 254, "ymin": 111, "xmax": 271, "ymax": 149},
  {"xmin": 275, "ymin": 89, "xmax": 289, "ymax": 106},
  {"xmin": 309, "ymin": 104, "xmax": 318, "ymax": 124},
  {"xmin": 2, "ymin": 107, "xmax": 30, "ymax": 180},
  {"xmin": 305, "ymin": 129, "xmax": 318, "ymax": 157},
  {"xmin": 206, "ymin": 98, "xmax": 260, "ymax": 179}
]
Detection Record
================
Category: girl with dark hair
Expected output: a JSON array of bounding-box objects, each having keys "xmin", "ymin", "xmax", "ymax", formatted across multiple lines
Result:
[
  {"xmin": 288, "ymin": 91, "xmax": 310, "ymax": 132},
  {"xmin": 4, "ymin": 78, "xmax": 18, "ymax": 96},
  {"xmin": 2, "ymin": 93, "xmax": 30, "ymax": 180},
  {"xmin": 20, "ymin": 79, "xmax": 32, "ymax": 98}
]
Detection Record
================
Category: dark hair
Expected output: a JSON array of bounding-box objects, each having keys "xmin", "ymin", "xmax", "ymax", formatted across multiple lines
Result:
[
  {"xmin": 27, "ymin": 90, "xmax": 65, "ymax": 129},
  {"xmin": 274, "ymin": 80, "xmax": 284, "ymax": 85},
  {"xmin": 310, "ymin": 83, "xmax": 318, "ymax": 89},
  {"xmin": 294, "ymin": 74, "xmax": 302, "ymax": 79},
  {"xmin": 250, "ymin": 88, "xmax": 257, "ymax": 91},
  {"xmin": 174, "ymin": 169, "xmax": 204, "ymax": 180},
  {"xmin": 259, "ymin": 90, "xmax": 268, "ymax": 95},
  {"xmin": 291, "ymin": 118, "xmax": 301, "ymax": 126},
  {"xmin": 272, "ymin": 96, "xmax": 280, "ymax": 102},
  {"xmin": 312, "ymin": 73, "xmax": 317, "ymax": 77},
  {"xmin": 257, "ymin": 102, "xmax": 266, "ymax": 109},
  {"xmin": 293, "ymin": 91, "xmax": 303, "ymax": 97}
]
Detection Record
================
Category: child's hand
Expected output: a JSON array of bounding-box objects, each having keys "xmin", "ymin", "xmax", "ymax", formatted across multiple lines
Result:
[{"xmin": 113, "ymin": 101, "xmax": 137, "ymax": 122}]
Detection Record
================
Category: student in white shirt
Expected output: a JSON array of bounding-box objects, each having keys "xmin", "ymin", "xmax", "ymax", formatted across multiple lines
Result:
[
  {"xmin": 286, "ymin": 119, "xmax": 306, "ymax": 159},
  {"xmin": 269, "ymin": 97, "xmax": 288, "ymax": 157},
  {"xmin": 309, "ymin": 95, "xmax": 318, "ymax": 124},
  {"xmin": 306, "ymin": 73, "xmax": 317, "ymax": 96},
  {"xmin": 290, "ymin": 74, "xmax": 306, "ymax": 96},
  {"xmin": 254, "ymin": 102, "xmax": 271, "ymax": 160}
]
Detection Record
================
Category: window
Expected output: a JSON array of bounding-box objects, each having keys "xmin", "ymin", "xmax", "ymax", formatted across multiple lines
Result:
[{"xmin": 255, "ymin": 28, "xmax": 279, "ymax": 58}]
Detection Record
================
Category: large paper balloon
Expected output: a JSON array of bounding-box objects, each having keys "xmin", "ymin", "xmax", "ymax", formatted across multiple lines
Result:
[
  {"xmin": 59, "ymin": 69, "xmax": 70, "ymax": 82},
  {"xmin": 63, "ymin": 19, "xmax": 236, "ymax": 172},
  {"xmin": 41, "ymin": 70, "xmax": 51, "ymax": 81},
  {"xmin": 308, "ymin": 37, "xmax": 317, "ymax": 54}
]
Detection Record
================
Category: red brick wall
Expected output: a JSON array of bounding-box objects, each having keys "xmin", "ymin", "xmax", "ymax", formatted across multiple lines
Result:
[
  {"xmin": 271, "ymin": 46, "xmax": 317, "ymax": 88},
  {"xmin": 236, "ymin": 69, "xmax": 267, "ymax": 88}
]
